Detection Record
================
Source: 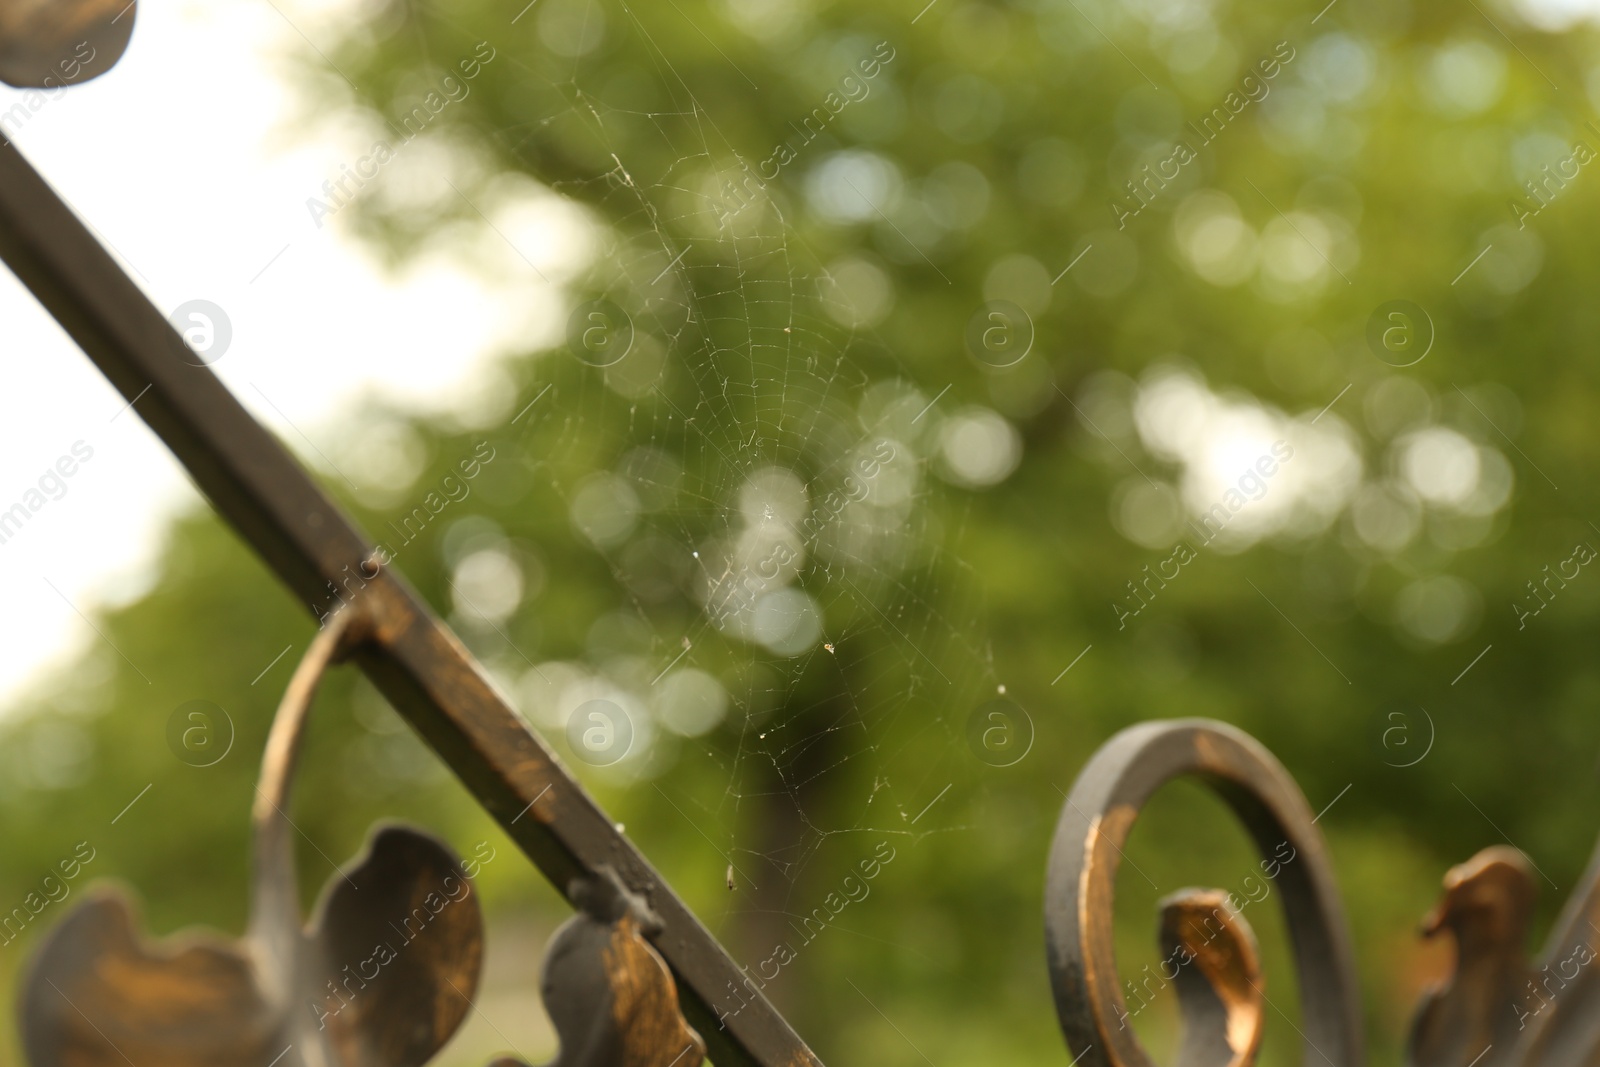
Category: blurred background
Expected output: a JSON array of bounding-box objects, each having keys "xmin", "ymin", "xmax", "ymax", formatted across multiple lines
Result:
[{"xmin": 3, "ymin": 0, "xmax": 1600, "ymax": 1062}]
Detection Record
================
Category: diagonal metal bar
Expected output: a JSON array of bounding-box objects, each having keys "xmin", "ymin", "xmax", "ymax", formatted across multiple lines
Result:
[{"xmin": 0, "ymin": 139, "xmax": 817, "ymax": 1067}]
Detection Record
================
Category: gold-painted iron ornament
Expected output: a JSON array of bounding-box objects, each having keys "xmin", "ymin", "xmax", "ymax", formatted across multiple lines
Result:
[
  {"xmin": 20, "ymin": 610, "xmax": 486, "ymax": 1067},
  {"xmin": 18, "ymin": 607, "xmax": 708, "ymax": 1067},
  {"xmin": 0, "ymin": 0, "xmax": 134, "ymax": 88},
  {"xmin": 1048, "ymin": 719, "xmax": 1600, "ymax": 1067}
]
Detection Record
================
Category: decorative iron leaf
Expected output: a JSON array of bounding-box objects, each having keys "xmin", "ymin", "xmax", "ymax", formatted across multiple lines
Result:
[
  {"xmin": 1408, "ymin": 846, "xmax": 1537, "ymax": 1067},
  {"xmin": 21, "ymin": 889, "xmax": 278, "ymax": 1065},
  {"xmin": 311, "ymin": 824, "xmax": 484, "ymax": 1067},
  {"xmin": 488, "ymin": 868, "xmax": 706, "ymax": 1067},
  {"xmin": 20, "ymin": 822, "xmax": 483, "ymax": 1067},
  {"xmin": 0, "ymin": 0, "xmax": 134, "ymax": 88}
]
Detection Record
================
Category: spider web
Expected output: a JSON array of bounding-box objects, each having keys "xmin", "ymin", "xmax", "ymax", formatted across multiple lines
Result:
[{"xmin": 364, "ymin": 2, "xmax": 1014, "ymax": 966}]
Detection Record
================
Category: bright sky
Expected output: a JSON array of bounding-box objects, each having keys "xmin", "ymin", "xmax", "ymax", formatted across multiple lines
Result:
[{"xmin": 0, "ymin": 0, "xmax": 574, "ymax": 708}]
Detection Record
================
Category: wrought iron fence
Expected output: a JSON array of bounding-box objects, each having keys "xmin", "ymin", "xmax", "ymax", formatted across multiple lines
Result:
[{"xmin": 2, "ymin": 4, "xmax": 1598, "ymax": 1067}]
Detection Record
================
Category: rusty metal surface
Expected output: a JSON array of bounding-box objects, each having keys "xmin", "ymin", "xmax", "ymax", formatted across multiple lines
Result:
[
  {"xmin": 0, "ymin": 0, "xmax": 133, "ymax": 88},
  {"xmin": 20, "ymin": 609, "xmax": 484, "ymax": 1067},
  {"xmin": 1045, "ymin": 718, "xmax": 1364, "ymax": 1067},
  {"xmin": 0, "ymin": 137, "xmax": 815, "ymax": 1067}
]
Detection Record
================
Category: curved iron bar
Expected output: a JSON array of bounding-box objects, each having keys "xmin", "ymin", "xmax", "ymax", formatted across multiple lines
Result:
[
  {"xmin": 252, "ymin": 604, "xmax": 373, "ymax": 1006},
  {"xmin": 1046, "ymin": 718, "xmax": 1363, "ymax": 1067}
]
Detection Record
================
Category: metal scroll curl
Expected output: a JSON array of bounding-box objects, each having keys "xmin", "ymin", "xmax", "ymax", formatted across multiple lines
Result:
[{"xmin": 1045, "ymin": 719, "xmax": 1364, "ymax": 1067}]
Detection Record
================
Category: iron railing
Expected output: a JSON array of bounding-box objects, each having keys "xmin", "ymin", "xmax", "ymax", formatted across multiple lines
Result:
[{"xmin": 2, "ymin": 6, "xmax": 1596, "ymax": 1067}]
